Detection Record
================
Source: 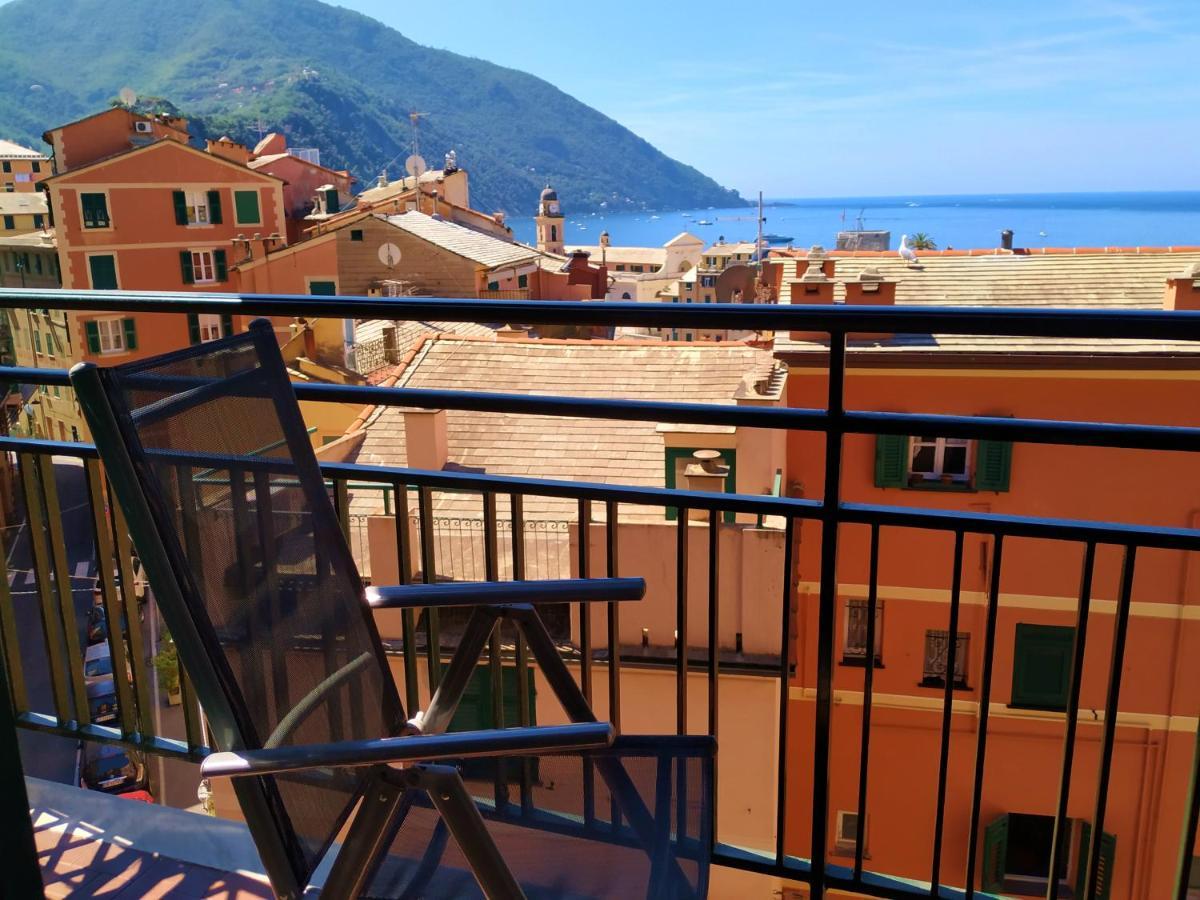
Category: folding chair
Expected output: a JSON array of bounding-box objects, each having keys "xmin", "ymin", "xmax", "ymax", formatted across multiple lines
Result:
[{"xmin": 71, "ymin": 319, "xmax": 712, "ymax": 899}]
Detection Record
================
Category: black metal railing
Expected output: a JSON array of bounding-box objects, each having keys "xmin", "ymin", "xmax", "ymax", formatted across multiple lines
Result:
[{"xmin": 0, "ymin": 288, "xmax": 1198, "ymax": 899}]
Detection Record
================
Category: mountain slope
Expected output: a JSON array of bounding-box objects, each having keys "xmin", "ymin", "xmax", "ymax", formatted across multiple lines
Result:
[{"xmin": 0, "ymin": 0, "xmax": 743, "ymax": 214}]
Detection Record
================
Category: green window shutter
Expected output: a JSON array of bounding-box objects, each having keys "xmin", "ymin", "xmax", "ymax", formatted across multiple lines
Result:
[
  {"xmin": 517, "ymin": 273, "xmax": 528, "ymax": 288},
  {"xmin": 874, "ymin": 434, "xmax": 909, "ymax": 487},
  {"xmin": 84, "ymin": 321, "xmax": 100, "ymax": 354},
  {"xmin": 172, "ymin": 191, "xmax": 187, "ymax": 226},
  {"xmin": 1075, "ymin": 824, "xmax": 1116, "ymax": 900},
  {"xmin": 487, "ymin": 280, "xmax": 499, "ymax": 291},
  {"xmin": 187, "ymin": 313, "xmax": 201, "ymax": 345},
  {"xmin": 234, "ymin": 190, "xmax": 260, "ymax": 224},
  {"xmin": 122, "ymin": 318, "xmax": 137, "ymax": 351},
  {"xmin": 87, "ymin": 254, "xmax": 117, "ymax": 289},
  {"xmin": 208, "ymin": 189, "xmax": 223, "ymax": 224},
  {"xmin": 981, "ymin": 814, "xmax": 1008, "ymax": 892},
  {"xmin": 214, "ymin": 248, "xmax": 228, "ymax": 281},
  {"xmin": 976, "ymin": 440, "xmax": 1012, "ymax": 491},
  {"xmin": 1075, "ymin": 822, "xmax": 1090, "ymax": 899},
  {"xmin": 221, "ymin": 313, "xmax": 234, "ymax": 337},
  {"xmin": 308, "ymin": 280, "xmax": 336, "ymax": 296},
  {"xmin": 1011, "ymin": 624, "xmax": 1074, "ymax": 710},
  {"xmin": 179, "ymin": 250, "xmax": 194, "ymax": 284},
  {"xmin": 32, "ymin": 331, "xmax": 41, "ymax": 354}
]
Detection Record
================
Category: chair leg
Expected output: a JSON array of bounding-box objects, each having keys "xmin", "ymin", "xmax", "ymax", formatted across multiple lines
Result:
[
  {"xmin": 413, "ymin": 764, "xmax": 527, "ymax": 900},
  {"xmin": 320, "ymin": 770, "xmax": 410, "ymax": 900},
  {"xmin": 416, "ymin": 606, "xmax": 503, "ymax": 735}
]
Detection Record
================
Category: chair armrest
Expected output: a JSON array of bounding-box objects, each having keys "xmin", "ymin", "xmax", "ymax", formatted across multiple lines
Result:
[
  {"xmin": 366, "ymin": 577, "xmax": 645, "ymax": 610},
  {"xmin": 201, "ymin": 722, "xmax": 614, "ymax": 778}
]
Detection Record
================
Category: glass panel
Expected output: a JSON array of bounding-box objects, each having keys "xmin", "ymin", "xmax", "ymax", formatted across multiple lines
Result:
[
  {"xmin": 943, "ymin": 444, "xmax": 968, "ymax": 475},
  {"xmin": 912, "ymin": 444, "xmax": 936, "ymax": 474}
]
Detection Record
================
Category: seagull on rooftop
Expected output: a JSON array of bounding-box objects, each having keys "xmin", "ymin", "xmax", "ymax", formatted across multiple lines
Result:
[{"xmin": 899, "ymin": 234, "xmax": 919, "ymax": 266}]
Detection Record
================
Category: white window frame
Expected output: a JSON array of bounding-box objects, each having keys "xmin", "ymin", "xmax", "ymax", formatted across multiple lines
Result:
[
  {"xmin": 185, "ymin": 190, "xmax": 211, "ymax": 226},
  {"xmin": 909, "ymin": 436, "xmax": 971, "ymax": 482},
  {"xmin": 96, "ymin": 317, "xmax": 126, "ymax": 354},
  {"xmin": 842, "ymin": 599, "xmax": 883, "ymax": 663},
  {"xmin": 190, "ymin": 249, "xmax": 217, "ymax": 283},
  {"xmin": 834, "ymin": 810, "xmax": 865, "ymax": 854},
  {"xmin": 197, "ymin": 313, "xmax": 223, "ymax": 343}
]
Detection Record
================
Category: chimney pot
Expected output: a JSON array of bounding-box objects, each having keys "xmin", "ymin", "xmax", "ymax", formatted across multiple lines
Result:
[
  {"xmin": 683, "ymin": 450, "xmax": 730, "ymax": 520},
  {"xmin": 1165, "ymin": 263, "xmax": 1200, "ymax": 311},
  {"xmin": 402, "ymin": 408, "xmax": 449, "ymax": 471}
]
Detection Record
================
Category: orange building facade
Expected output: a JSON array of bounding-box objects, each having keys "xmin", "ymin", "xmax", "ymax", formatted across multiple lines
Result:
[
  {"xmin": 0, "ymin": 139, "xmax": 49, "ymax": 193},
  {"xmin": 774, "ymin": 260, "xmax": 1200, "ymax": 897}
]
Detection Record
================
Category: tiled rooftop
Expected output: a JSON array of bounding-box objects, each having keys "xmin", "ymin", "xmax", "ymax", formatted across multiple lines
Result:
[
  {"xmin": 346, "ymin": 335, "xmax": 783, "ymax": 523},
  {"xmin": 383, "ymin": 212, "xmax": 541, "ymax": 268}
]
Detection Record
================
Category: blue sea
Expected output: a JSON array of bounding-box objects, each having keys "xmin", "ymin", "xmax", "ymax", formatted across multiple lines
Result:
[{"xmin": 508, "ymin": 192, "xmax": 1200, "ymax": 252}]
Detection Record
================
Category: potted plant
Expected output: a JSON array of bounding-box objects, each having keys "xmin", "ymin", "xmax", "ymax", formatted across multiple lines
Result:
[{"xmin": 153, "ymin": 631, "xmax": 181, "ymax": 706}]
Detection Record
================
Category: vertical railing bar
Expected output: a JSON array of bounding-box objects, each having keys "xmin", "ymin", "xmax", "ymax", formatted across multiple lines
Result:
[
  {"xmin": 930, "ymin": 529, "xmax": 965, "ymax": 894},
  {"xmin": 109, "ymin": 492, "xmax": 154, "ymax": 738},
  {"xmin": 0, "ymin": 631, "xmax": 42, "ymax": 900},
  {"xmin": 606, "ymin": 500, "xmax": 621, "ymax": 727},
  {"xmin": 229, "ymin": 467, "xmax": 271, "ymax": 730},
  {"xmin": 964, "ymin": 533, "xmax": 1004, "ymax": 899},
  {"xmin": 808, "ymin": 331, "xmax": 848, "ymax": 896},
  {"xmin": 1047, "ymin": 541, "xmax": 1097, "ymax": 900},
  {"xmin": 1083, "ymin": 544, "xmax": 1137, "ymax": 900},
  {"xmin": 38, "ymin": 454, "xmax": 90, "ymax": 726},
  {"xmin": 418, "ymin": 486, "xmax": 441, "ymax": 692},
  {"xmin": 577, "ymin": 498, "xmax": 593, "ymax": 704},
  {"xmin": 483, "ymin": 492, "xmax": 508, "ymax": 810},
  {"xmin": 707, "ymin": 507, "xmax": 720, "ymax": 853},
  {"xmin": 391, "ymin": 481, "xmax": 420, "ymax": 714},
  {"xmin": 20, "ymin": 453, "xmax": 71, "ymax": 725},
  {"xmin": 853, "ymin": 523, "xmax": 880, "ymax": 881},
  {"xmin": 333, "ymin": 477, "xmax": 350, "ymax": 544},
  {"xmin": 511, "ymin": 493, "xmax": 534, "ymax": 814},
  {"xmin": 1173, "ymin": 716, "xmax": 1200, "ymax": 900},
  {"xmin": 177, "ymin": 659, "xmax": 204, "ymax": 752},
  {"xmin": 676, "ymin": 510, "xmax": 689, "ymax": 735},
  {"xmin": 606, "ymin": 499, "xmax": 622, "ymax": 832},
  {"xmin": 0, "ymin": 488, "xmax": 24, "ymax": 713},
  {"xmin": 250, "ymin": 468, "xmax": 289, "ymax": 720},
  {"xmin": 85, "ymin": 460, "xmax": 134, "ymax": 737},
  {"xmin": 775, "ymin": 515, "xmax": 796, "ymax": 867}
]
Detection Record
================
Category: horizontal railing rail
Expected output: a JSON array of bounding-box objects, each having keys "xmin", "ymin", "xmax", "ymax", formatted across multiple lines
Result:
[{"xmin": 1, "ymin": 288, "xmax": 1199, "ymax": 900}]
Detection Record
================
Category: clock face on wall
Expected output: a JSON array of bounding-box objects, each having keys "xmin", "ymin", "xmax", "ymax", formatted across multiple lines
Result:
[
  {"xmin": 378, "ymin": 243, "xmax": 402, "ymax": 267},
  {"xmin": 548, "ymin": 201, "xmax": 560, "ymax": 216}
]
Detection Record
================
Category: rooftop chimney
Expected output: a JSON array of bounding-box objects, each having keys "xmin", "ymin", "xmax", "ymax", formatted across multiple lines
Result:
[
  {"xmin": 1000, "ymin": 229, "xmax": 1014, "ymax": 251},
  {"xmin": 1165, "ymin": 263, "xmax": 1200, "ymax": 311},
  {"xmin": 842, "ymin": 267, "xmax": 896, "ymax": 340},
  {"xmin": 683, "ymin": 450, "xmax": 730, "ymax": 521},
  {"xmin": 402, "ymin": 408, "xmax": 448, "ymax": 471},
  {"xmin": 496, "ymin": 325, "xmax": 530, "ymax": 340},
  {"xmin": 789, "ymin": 247, "xmax": 835, "ymax": 340}
]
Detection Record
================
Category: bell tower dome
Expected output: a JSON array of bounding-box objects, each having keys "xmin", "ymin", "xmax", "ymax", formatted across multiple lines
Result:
[{"xmin": 535, "ymin": 185, "xmax": 565, "ymax": 254}]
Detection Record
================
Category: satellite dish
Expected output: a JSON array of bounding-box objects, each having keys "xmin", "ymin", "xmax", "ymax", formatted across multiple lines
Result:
[
  {"xmin": 405, "ymin": 154, "xmax": 427, "ymax": 178},
  {"xmin": 378, "ymin": 243, "xmax": 402, "ymax": 268},
  {"xmin": 118, "ymin": 86, "xmax": 138, "ymax": 107}
]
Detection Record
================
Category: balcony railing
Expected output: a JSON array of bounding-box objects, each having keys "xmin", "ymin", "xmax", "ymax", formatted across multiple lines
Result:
[{"xmin": 0, "ymin": 288, "xmax": 1199, "ymax": 899}]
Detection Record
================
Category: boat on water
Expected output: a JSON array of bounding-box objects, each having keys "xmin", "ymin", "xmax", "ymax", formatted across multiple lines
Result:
[
  {"xmin": 696, "ymin": 219, "xmax": 713, "ymax": 225},
  {"xmin": 681, "ymin": 212, "xmax": 693, "ymax": 218},
  {"xmin": 762, "ymin": 233, "xmax": 793, "ymax": 244}
]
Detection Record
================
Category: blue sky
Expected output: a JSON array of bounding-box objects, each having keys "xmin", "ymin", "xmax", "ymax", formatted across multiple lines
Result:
[{"xmin": 329, "ymin": 0, "xmax": 1200, "ymax": 198}]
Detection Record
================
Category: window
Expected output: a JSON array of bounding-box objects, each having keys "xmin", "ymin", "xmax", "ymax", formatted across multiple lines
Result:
[
  {"xmin": 350, "ymin": 229, "xmax": 364, "ymax": 242},
  {"xmin": 32, "ymin": 214, "xmax": 43, "ymax": 229},
  {"xmin": 664, "ymin": 447, "xmax": 736, "ymax": 523},
  {"xmin": 834, "ymin": 811, "xmax": 863, "ymax": 854},
  {"xmin": 842, "ymin": 599, "xmax": 883, "ymax": 664},
  {"xmin": 1011, "ymin": 624, "xmax": 1074, "ymax": 710},
  {"xmin": 982, "ymin": 814, "xmax": 1115, "ymax": 898},
  {"xmin": 701, "ymin": 275, "xmax": 716, "ymax": 288},
  {"xmin": 631, "ymin": 264, "xmax": 644, "ymax": 273},
  {"xmin": 81, "ymin": 193, "xmax": 110, "ymax": 229},
  {"xmin": 922, "ymin": 630, "xmax": 968, "ymax": 687},
  {"xmin": 44, "ymin": 331, "xmax": 54, "ymax": 356},
  {"xmin": 486, "ymin": 280, "xmax": 500, "ymax": 291},
  {"xmin": 31, "ymin": 161, "xmax": 40, "ymax": 173},
  {"xmin": 188, "ymin": 312, "xmax": 233, "ymax": 344},
  {"xmin": 616, "ymin": 264, "xmax": 626, "ymax": 272},
  {"xmin": 1, "ymin": 161, "xmax": 9, "ymax": 173},
  {"xmin": 550, "ymin": 225, "xmax": 557, "ymax": 242},
  {"xmin": 84, "ymin": 318, "xmax": 137, "ymax": 355},
  {"xmin": 234, "ymin": 189, "xmax": 261, "ymax": 225},
  {"xmin": 2, "ymin": 216, "xmax": 12, "ymax": 230},
  {"xmin": 180, "ymin": 249, "xmax": 227, "ymax": 284},
  {"xmin": 874, "ymin": 434, "xmax": 1012, "ymax": 491},
  {"xmin": 32, "ymin": 331, "xmax": 41, "ymax": 354},
  {"xmin": 32, "ymin": 254, "xmax": 42, "ymax": 275},
  {"xmin": 173, "ymin": 189, "xmax": 222, "ymax": 226},
  {"xmin": 87, "ymin": 255, "xmax": 118, "ymax": 289},
  {"xmin": 308, "ymin": 280, "xmax": 337, "ymax": 296},
  {"xmin": 517, "ymin": 273, "xmax": 528, "ymax": 289}
]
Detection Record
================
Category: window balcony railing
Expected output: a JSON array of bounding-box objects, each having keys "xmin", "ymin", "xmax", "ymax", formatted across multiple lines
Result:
[{"xmin": 0, "ymin": 288, "xmax": 1198, "ymax": 899}]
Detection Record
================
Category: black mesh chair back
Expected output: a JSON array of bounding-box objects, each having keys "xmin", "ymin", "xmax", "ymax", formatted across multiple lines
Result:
[{"xmin": 80, "ymin": 322, "xmax": 403, "ymax": 892}]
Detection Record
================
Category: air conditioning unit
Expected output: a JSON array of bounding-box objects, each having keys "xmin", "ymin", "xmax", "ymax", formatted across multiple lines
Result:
[{"xmin": 134, "ymin": 121, "xmax": 153, "ymax": 134}]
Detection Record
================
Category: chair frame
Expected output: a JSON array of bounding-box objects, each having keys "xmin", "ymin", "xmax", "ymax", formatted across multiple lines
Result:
[{"xmin": 69, "ymin": 320, "xmax": 657, "ymax": 899}]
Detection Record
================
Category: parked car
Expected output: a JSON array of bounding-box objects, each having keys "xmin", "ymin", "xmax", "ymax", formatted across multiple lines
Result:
[
  {"xmin": 83, "ymin": 642, "xmax": 114, "ymax": 686},
  {"xmin": 86, "ymin": 677, "xmax": 118, "ymax": 724},
  {"xmin": 80, "ymin": 743, "xmax": 146, "ymax": 794}
]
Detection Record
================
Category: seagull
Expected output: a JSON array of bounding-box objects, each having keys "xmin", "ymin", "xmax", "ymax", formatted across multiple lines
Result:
[{"xmin": 899, "ymin": 234, "xmax": 919, "ymax": 266}]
